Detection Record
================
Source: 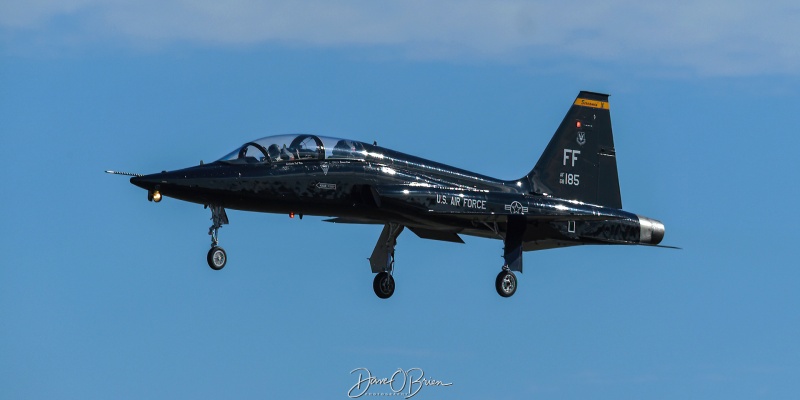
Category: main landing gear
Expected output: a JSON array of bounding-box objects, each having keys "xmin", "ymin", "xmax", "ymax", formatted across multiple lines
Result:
[
  {"xmin": 494, "ymin": 216, "xmax": 525, "ymax": 298},
  {"xmin": 206, "ymin": 204, "xmax": 229, "ymax": 270},
  {"xmin": 364, "ymin": 222, "xmax": 522, "ymax": 299}
]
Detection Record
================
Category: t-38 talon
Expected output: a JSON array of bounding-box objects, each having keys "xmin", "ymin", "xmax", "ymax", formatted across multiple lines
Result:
[{"xmin": 109, "ymin": 91, "xmax": 674, "ymax": 299}]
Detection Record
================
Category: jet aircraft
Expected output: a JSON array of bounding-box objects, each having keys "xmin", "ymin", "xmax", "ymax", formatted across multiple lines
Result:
[{"xmin": 109, "ymin": 91, "xmax": 669, "ymax": 299}]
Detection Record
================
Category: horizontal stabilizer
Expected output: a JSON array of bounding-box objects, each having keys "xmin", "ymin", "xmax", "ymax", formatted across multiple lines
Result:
[{"xmin": 579, "ymin": 236, "xmax": 682, "ymax": 249}]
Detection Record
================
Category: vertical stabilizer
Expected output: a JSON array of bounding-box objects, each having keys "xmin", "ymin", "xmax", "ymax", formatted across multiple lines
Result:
[{"xmin": 526, "ymin": 91, "xmax": 622, "ymax": 209}]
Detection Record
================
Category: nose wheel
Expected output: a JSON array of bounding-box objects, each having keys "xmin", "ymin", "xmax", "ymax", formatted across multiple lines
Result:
[
  {"xmin": 495, "ymin": 268, "xmax": 517, "ymax": 297},
  {"xmin": 369, "ymin": 223, "xmax": 404, "ymax": 299},
  {"xmin": 373, "ymin": 271, "xmax": 395, "ymax": 299}
]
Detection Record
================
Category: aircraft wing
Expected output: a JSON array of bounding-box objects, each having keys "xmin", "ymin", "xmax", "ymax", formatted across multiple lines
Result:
[
  {"xmin": 325, "ymin": 216, "xmax": 464, "ymax": 243},
  {"xmin": 372, "ymin": 186, "xmax": 624, "ymax": 223},
  {"xmin": 323, "ymin": 217, "xmax": 384, "ymax": 224},
  {"xmin": 324, "ymin": 186, "xmax": 628, "ymax": 246}
]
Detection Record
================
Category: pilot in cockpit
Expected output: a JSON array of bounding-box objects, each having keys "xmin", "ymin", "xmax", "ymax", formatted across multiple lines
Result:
[
  {"xmin": 332, "ymin": 139, "xmax": 364, "ymax": 158},
  {"xmin": 280, "ymin": 144, "xmax": 296, "ymax": 161},
  {"xmin": 267, "ymin": 144, "xmax": 281, "ymax": 162}
]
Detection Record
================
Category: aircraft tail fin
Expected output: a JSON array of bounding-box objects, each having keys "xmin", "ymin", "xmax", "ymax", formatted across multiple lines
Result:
[{"xmin": 525, "ymin": 91, "xmax": 622, "ymax": 209}]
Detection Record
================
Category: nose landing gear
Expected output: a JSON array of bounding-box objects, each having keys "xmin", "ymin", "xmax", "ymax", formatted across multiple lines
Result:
[
  {"xmin": 369, "ymin": 223, "xmax": 404, "ymax": 299},
  {"xmin": 206, "ymin": 204, "xmax": 229, "ymax": 270},
  {"xmin": 373, "ymin": 271, "xmax": 395, "ymax": 299}
]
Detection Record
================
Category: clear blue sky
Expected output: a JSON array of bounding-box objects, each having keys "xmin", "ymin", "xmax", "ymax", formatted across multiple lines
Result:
[{"xmin": 2, "ymin": 2, "xmax": 799, "ymax": 399}]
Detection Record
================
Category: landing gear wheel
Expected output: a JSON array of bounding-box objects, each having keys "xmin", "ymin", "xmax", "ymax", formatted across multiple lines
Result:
[
  {"xmin": 495, "ymin": 269, "xmax": 517, "ymax": 297},
  {"xmin": 373, "ymin": 272, "xmax": 395, "ymax": 299},
  {"xmin": 207, "ymin": 246, "xmax": 227, "ymax": 270}
]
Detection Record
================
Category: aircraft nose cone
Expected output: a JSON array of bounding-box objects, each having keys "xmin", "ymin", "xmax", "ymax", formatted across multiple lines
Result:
[
  {"xmin": 130, "ymin": 172, "xmax": 166, "ymax": 190},
  {"xmin": 130, "ymin": 175, "xmax": 145, "ymax": 189}
]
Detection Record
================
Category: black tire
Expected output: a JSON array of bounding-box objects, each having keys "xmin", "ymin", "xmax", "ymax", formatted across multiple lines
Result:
[
  {"xmin": 495, "ymin": 269, "xmax": 517, "ymax": 297},
  {"xmin": 207, "ymin": 246, "xmax": 227, "ymax": 270},
  {"xmin": 373, "ymin": 272, "xmax": 395, "ymax": 299}
]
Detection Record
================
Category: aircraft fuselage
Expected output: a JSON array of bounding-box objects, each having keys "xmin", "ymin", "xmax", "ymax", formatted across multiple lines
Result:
[{"xmin": 131, "ymin": 141, "xmax": 660, "ymax": 248}]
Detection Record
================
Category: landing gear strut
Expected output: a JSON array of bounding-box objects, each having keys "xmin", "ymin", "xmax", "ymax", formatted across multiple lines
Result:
[
  {"xmin": 369, "ymin": 223, "xmax": 404, "ymax": 299},
  {"xmin": 206, "ymin": 204, "xmax": 229, "ymax": 270},
  {"xmin": 495, "ymin": 216, "xmax": 525, "ymax": 297}
]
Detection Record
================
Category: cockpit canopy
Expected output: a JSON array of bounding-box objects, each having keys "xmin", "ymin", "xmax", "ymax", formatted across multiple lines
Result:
[{"xmin": 218, "ymin": 134, "xmax": 368, "ymax": 164}]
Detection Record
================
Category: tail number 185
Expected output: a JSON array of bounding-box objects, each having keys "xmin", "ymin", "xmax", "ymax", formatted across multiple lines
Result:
[{"xmin": 559, "ymin": 173, "xmax": 580, "ymax": 186}]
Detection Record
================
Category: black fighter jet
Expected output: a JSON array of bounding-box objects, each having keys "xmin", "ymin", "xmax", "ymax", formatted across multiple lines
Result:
[{"xmin": 109, "ymin": 91, "xmax": 669, "ymax": 299}]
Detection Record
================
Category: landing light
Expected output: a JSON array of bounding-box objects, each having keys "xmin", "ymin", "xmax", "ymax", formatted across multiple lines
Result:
[
  {"xmin": 289, "ymin": 212, "xmax": 295, "ymax": 218},
  {"xmin": 152, "ymin": 191, "xmax": 162, "ymax": 203}
]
